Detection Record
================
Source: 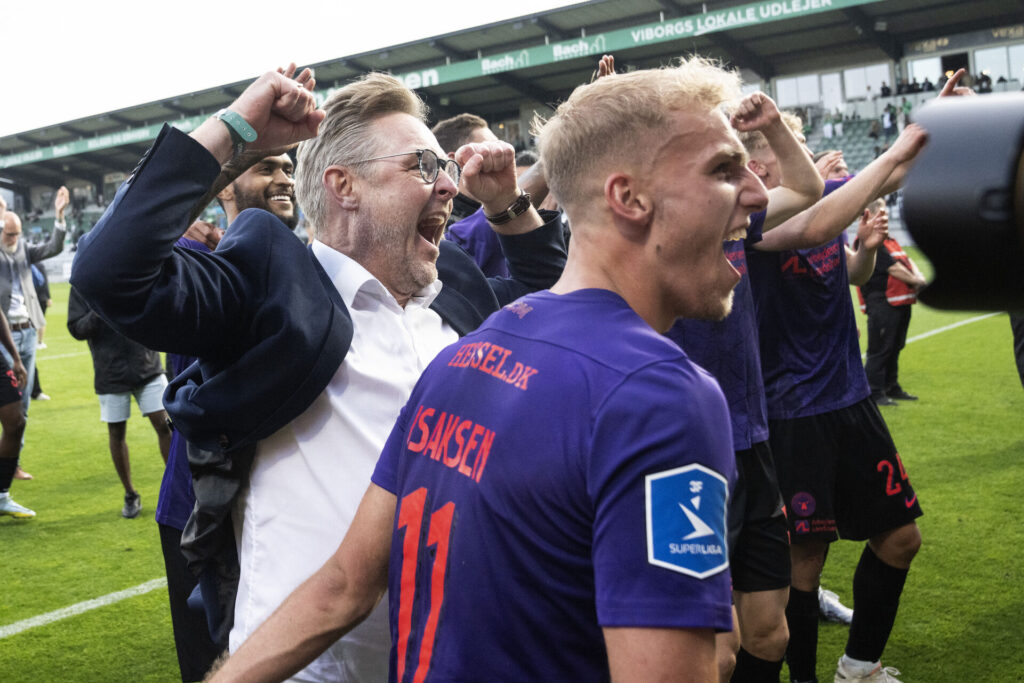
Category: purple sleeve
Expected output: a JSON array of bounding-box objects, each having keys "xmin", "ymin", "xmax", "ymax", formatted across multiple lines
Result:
[
  {"xmin": 371, "ymin": 402, "xmax": 413, "ymax": 495},
  {"xmin": 446, "ymin": 208, "xmax": 510, "ymax": 278},
  {"xmin": 745, "ymin": 210, "xmax": 766, "ymax": 246},
  {"xmin": 588, "ymin": 362, "xmax": 736, "ymax": 631},
  {"xmin": 824, "ymin": 176, "xmax": 853, "ymax": 195}
]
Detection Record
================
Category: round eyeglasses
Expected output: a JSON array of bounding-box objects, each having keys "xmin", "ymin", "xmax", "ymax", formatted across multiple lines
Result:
[{"xmin": 352, "ymin": 149, "xmax": 461, "ymax": 186}]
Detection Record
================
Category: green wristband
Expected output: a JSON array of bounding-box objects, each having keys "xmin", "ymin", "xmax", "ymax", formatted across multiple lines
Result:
[{"xmin": 214, "ymin": 108, "xmax": 258, "ymax": 156}]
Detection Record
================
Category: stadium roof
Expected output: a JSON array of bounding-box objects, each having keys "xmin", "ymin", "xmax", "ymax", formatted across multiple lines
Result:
[{"xmin": 2, "ymin": 0, "xmax": 1021, "ymax": 191}]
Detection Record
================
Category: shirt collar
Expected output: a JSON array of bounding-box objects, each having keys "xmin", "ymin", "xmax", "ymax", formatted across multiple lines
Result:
[{"xmin": 310, "ymin": 239, "xmax": 443, "ymax": 311}]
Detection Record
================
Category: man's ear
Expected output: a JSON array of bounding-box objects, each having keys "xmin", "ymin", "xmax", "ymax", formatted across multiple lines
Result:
[
  {"xmin": 747, "ymin": 158, "xmax": 767, "ymax": 179},
  {"xmin": 324, "ymin": 166, "xmax": 359, "ymax": 210},
  {"xmin": 216, "ymin": 184, "xmax": 235, "ymax": 203},
  {"xmin": 605, "ymin": 173, "xmax": 652, "ymax": 241}
]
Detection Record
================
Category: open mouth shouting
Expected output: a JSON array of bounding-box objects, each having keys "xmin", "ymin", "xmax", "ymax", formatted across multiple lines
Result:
[{"xmin": 417, "ymin": 213, "xmax": 448, "ymax": 248}]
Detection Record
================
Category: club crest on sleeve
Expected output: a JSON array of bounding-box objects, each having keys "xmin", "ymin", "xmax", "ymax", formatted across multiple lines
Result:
[{"xmin": 645, "ymin": 463, "xmax": 729, "ymax": 579}]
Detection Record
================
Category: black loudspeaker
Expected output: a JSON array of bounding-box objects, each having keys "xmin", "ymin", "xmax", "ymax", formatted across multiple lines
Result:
[{"xmin": 903, "ymin": 93, "xmax": 1024, "ymax": 310}]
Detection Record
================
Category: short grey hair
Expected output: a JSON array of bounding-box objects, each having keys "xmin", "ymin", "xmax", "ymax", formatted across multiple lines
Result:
[{"xmin": 295, "ymin": 73, "xmax": 428, "ymax": 234}]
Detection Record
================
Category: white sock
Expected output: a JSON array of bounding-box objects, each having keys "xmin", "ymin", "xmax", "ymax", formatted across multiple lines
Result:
[{"xmin": 841, "ymin": 654, "xmax": 879, "ymax": 676}]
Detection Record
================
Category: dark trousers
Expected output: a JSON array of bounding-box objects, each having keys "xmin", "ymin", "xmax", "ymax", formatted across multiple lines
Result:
[
  {"xmin": 865, "ymin": 298, "xmax": 912, "ymax": 396},
  {"xmin": 158, "ymin": 523, "xmax": 222, "ymax": 682},
  {"xmin": 1011, "ymin": 313, "xmax": 1024, "ymax": 390}
]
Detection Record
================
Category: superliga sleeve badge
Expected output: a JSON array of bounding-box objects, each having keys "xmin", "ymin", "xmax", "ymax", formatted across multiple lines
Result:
[{"xmin": 645, "ymin": 464, "xmax": 729, "ymax": 579}]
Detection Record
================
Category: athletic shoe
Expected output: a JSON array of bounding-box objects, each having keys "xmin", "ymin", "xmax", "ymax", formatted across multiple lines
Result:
[
  {"xmin": 36, "ymin": 342, "xmax": 46, "ymax": 350},
  {"xmin": 32, "ymin": 392, "xmax": 51, "ymax": 401},
  {"xmin": 873, "ymin": 394, "xmax": 898, "ymax": 407},
  {"xmin": 887, "ymin": 389, "xmax": 918, "ymax": 401},
  {"xmin": 122, "ymin": 491, "xmax": 142, "ymax": 519},
  {"xmin": 819, "ymin": 587, "xmax": 853, "ymax": 625},
  {"xmin": 834, "ymin": 658, "xmax": 901, "ymax": 681},
  {"xmin": 0, "ymin": 493, "xmax": 36, "ymax": 519}
]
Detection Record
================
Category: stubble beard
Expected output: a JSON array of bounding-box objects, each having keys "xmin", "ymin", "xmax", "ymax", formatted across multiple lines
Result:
[
  {"xmin": 233, "ymin": 185, "xmax": 298, "ymax": 230},
  {"xmin": 357, "ymin": 202, "xmax": 438, "ymax": 300}
]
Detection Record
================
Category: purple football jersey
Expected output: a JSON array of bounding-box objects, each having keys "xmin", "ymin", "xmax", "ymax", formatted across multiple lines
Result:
[
  {"xmin": 373, "ymin": 289, "xmax": 735, "ymax": 681},
  {"xmin": 745, "ymin": 177, "xmax": 871, "ymax": 419},
  {"xmin": 666, "ymin": 210, "xmax": 768, "ymax": 450}
]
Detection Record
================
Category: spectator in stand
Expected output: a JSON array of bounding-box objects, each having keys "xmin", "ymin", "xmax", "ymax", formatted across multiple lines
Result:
[
  {"xmin": 822, "ymin": 112, "xmax": 834, "ymax": 139},
  {"xmin": 882, "ymin": 103, "xmax": 897, "ymax": 138},
  {"xmin": 68, "ymin": 287, "xmax": 171, "ymax": 517},
  {"xmin": 900, "ymin": 97, "xmax": 913, "ymax": 128},
  {"xmin": 834, "ymin": 108, "xmax": 845, "ymax": 137},
  {"xmin": 909, "ymin": 78, "xmax": 922, "ymax": 94},
  {"xmin": 856, "ymin": 201, "xmax": 926, "ymax": 407},
  {"xmin": 922, "ymin": 76, "xmax": 936, "ymax": 92},
  {"xmin": 880, "ymin": 81, "xmax": 892, "ymax": 98},
  {"xmin": 0, "ymin": 187, "xmax": 68, "ymax": 481}
]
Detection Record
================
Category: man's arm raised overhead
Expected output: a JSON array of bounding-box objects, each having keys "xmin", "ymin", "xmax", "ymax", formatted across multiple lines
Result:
[
  {"xmin": 755, "ymin": 124, "xmax": 927, "ymax": 252},
  {"xmin": 731, "ymin": 93, "xmax": 823, "ymax": 230}
]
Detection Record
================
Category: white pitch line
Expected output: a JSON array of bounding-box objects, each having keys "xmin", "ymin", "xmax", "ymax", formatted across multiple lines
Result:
[
  {"xmin": 35, "ymin": 350, "xmax": 90, "ymax": 361},
  {"xmin": 0, "ymin": 577, "xmax": 166, "ymax": 639},
  {"xmin": 861, "ymin": 312, "xmax": 1001, "ymax": 360},
  {"xmin": 905, "ymin": 312, "xmax": 1000, "ymax": 345}
]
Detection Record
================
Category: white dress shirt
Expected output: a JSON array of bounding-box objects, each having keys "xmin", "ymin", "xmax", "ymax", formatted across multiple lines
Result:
[{"xmin": 230, "ymin": 240, "xmax": 459, "ymax": 682}]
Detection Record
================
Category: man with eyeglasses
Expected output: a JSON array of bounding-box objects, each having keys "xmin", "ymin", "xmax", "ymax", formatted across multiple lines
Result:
[
  {"xmin": 0, "ymin": 187, "xmax": 68, "ymax": 481},
  {"xmin": 71, "ymin": 65, "xmax": 565, "ymax": 682}
]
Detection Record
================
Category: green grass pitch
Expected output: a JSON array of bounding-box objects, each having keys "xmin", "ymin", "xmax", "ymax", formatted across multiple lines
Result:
[{"xmin": 2, "ymin": 263, "xmax": 1023, "ymax": 681}]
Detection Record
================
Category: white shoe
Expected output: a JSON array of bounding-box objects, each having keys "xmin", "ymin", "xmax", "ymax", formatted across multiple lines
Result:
[
  {"xmin": 835, "ymin": 657, "xmax": 901, "ymax": 681},
  {"xmin": 819, "ymin": 586, "xmax": 854, "ymax": 625},
  {"xmin": 0, "ymin": 493, "xmax": 36, "ymax": 519},
  {"xmin": 32, "ymin": 392, "xmax": 51, "ymax": 401},
  {"xmin": 36, "ymin": 342, "xmax": 47, "ymax": 350}
]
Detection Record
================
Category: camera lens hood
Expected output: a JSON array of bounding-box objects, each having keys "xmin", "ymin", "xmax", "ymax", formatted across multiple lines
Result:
[{"xmin": 904, "ymin": 93, "xmax": 1024, "ymax": 310}]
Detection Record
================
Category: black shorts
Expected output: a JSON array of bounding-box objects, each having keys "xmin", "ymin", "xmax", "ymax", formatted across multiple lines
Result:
[
  {"xmin": 728, "ymin": 440, "xmax": 792, "ymax": 592},
  {"xmin": 0, "ymin": 356, "xmax": 21, "ymax": 408},
  {"xmin": 769, "ymin": 397, "xmax": 923, "ymax": 543}
]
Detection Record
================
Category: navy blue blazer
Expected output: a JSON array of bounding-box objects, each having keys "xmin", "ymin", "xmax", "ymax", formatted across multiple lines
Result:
[{"xmin": 71, "ymin": 125, "xmax": 566, "ymax": 577}]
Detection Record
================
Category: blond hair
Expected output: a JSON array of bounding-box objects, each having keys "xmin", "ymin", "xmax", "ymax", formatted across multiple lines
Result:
[
  {"xmin": 740, "ymin": 110, "xmax": 805, "ymax": 153},
  {"xmin": 296, "ymin": 73, "xmax": 428, "ymax": 234},
  {"xmin": 537, "ymin": 56, "xmax": 741, "ymax": 210}
]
